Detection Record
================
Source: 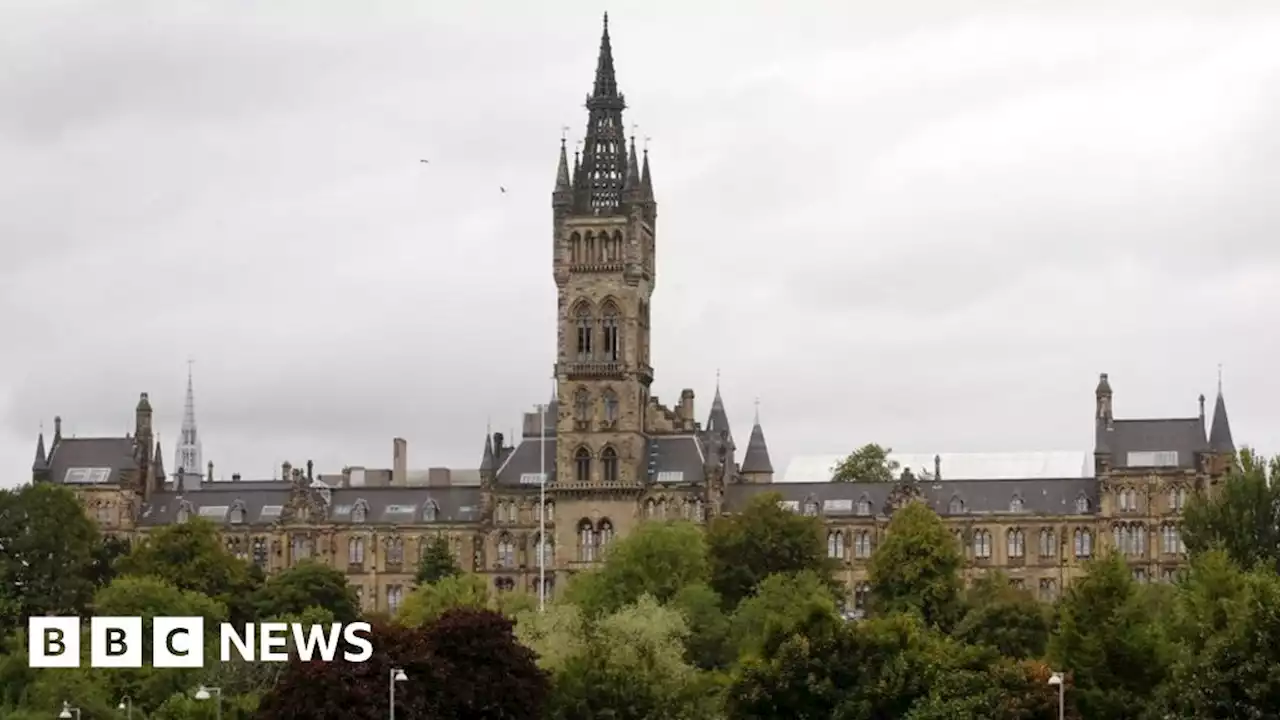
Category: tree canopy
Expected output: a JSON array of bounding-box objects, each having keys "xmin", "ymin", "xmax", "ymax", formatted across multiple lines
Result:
[{"xmin": 830, "ymin": 443, "xmax": 900, "ymax": 483}]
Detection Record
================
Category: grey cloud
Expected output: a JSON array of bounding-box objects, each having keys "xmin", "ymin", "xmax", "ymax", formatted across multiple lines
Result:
[{"xmin": 3, "ymin": 2, "xmax": 1279, "ymax": 486}]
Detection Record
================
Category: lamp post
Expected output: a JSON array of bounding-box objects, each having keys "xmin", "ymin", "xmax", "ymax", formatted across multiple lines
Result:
[
  {"xmin": 58, "ymin": 702, "xmax": 81, "ymax": 719},
  {"xmin": 1048, "ymin": 671, "xmax": 1065, "ymax": 720},
  {"xmin": 118, "ymin": 696, "xmax": 132, "ymax": 719},
  {"xmin": 389, "ymin": 667, "xmax": 407, "ymax": 720},
  {"xmin": 195, "ymin": 686, "xmax": 223, "ymax": 720}
]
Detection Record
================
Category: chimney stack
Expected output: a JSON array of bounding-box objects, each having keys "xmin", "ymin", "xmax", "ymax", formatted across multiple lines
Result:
[
  {"xmin": 207, "ymin": 460, "xmax": 214, "ymax": 481},
  {"xmin": 231, "ymin": 473, "xmax": 241, "ymax": 482},
  {"xmin": 393, "ymin": 438, "xmax": 408, "ymax": 485}
]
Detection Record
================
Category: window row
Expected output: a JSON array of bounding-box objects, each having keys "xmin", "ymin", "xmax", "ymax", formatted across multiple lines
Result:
[
  {"xmin": 573, "ymin": 388, "xmax": 620, "ymax": 425},
  {"xmin": 645, "ymin": 497, "xmax": 705, "ymax": 522},
  {"xmin": 948, "ymin": 495, "xmax": 1091, "ymax": 515},
  {"xmin": 572, "ymin": 445, "xmax": 621, "ymax": 483},
  {"xmin": 572, "ymin": 301, "xmax": 623, "ymax": 362},
  {"xmin": 794, "ymin": 494, "xmax": 1093, "ymax": 518},
  {"xmin": 567, "ymin": 230, "xmax": 625, "ymax": 265},
  {"xmin": 494, "ymin": 500, "xmax": 556, "ymax": 524},
  {"xmin": 827, "ymin": 530, "xmax": 874, "ymax": 559},
  {"xmin": 577, "ymin": 518, "xmax": 615, "ymax": 562},
  {"xmin": 1115, "ymin": 486, "xmax": 1188, "ymax": 513}
]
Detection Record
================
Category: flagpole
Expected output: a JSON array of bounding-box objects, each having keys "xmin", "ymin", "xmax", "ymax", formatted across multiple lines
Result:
[{"xmin": 538, "ymin": 396, "xmax": 547, "ymax": 612}]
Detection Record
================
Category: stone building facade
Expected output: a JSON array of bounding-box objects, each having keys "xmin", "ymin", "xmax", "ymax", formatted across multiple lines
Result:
[{"xmin": 30, "ymin": 15, "xmax": 1237, "ymax": 616}]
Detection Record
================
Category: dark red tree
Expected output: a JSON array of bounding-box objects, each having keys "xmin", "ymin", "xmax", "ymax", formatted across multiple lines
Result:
[{"xmin": 257, "ymin": 609, "xmax": 548, "ymax": 720}]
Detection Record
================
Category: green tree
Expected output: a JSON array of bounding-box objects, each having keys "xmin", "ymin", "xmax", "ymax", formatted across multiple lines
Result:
[
  {"xmin": 1047, "ymin": 553, "xmax": 1169, "ymax": 720},
  {"xmin": 1156, "ymin": 550, "xmax": 1280, "ymax": 717},
  {"xmin": 397, "ymin": 573, "xmax": 490, "ymax": 627},
  {"xmin": 952, "ymin": 573, "xmax": 1050, "ymax": 659},
  {"xmin": 906, "ymin": 653, "xmax": 1079, "ymax": 720},
  {"xmin": 669, "ymin": 582, "xmax": 733, "ymax": 671},
  {"xmin": 727, "ymin": 608, "xmax": 939, "ymax": 719},
  {"xmin": 115, "ymin": 518, "xmax": 261, "ymax": 623},
  {"xmin": 706, "ymin": 493, "xmax": 838, "ymax": 608},
  {"xmin": 729, "ymin": 570, "xmax": 839, "ymax": 661},
  {"xmin": 831, "ymin": 443, "xmax": 900, "ymax": 482},
  {"xmin": 253, "ymin": 559, "xmax": 360, "ymax": 623},
  {"xmin": 0, "ymin": 483, "xmax": 102, "ymax": 631},
  {"xmin": 564, "ymin": 520, "xmax": 709, "ymax": 616},
  {"xmin": 867, "ymin": 501, "xmax": 964, "ymax": 630},
  {"xmin": 414, "ymin": 534, "xmax": 461, "ymax": 586},
  {"xmin": 530, "ymin": 595, "xmax": 719, "ymax": 720},
  {"xmin": 1181, "ymin": 448, "xmax": 1280, "ymax": 573}
]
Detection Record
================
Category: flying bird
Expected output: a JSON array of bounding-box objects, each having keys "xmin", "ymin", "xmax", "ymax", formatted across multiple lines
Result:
[
  {"xmin": 500, "ymin": 186, "xmax": 507, "ymax": 193},
  {"xmin": 419, "ymin": 159, "xmax": 429, "ymax": 164}
]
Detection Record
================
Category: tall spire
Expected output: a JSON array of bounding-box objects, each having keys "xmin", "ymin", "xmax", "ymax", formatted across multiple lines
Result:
[
  {"xmin": 32, "ymin": 430, "xmax": 47, "ymax": 472},
  {"xmin": 640, "ymin": 145, "xmax": 653, "ymax": 201},
  {"xmin": 1209, "ymin": 370, "xmax": 1235, "ymax": 453},
  {"xmin": 740, "ymin": 406, "xmax": 774, "ymax": 475},
  {"xmin": 573, "ymin": 13, "xmax": 629, "ymax": 215},
  {"xmin": 175, "ymin": 360, "xmax": 204, "ymax": 480}
]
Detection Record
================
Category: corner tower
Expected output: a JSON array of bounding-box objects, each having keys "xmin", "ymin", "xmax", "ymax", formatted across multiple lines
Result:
[{"xmin": 553, "ymin": 14, "xmax": 658, "ymax": 487}]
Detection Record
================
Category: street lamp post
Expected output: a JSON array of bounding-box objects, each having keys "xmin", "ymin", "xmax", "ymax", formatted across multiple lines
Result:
[
  {"xmin": 389, "ymin": 667, "xmax": 407, "ymax": 720},
  {"xmin": 118, "ymin": 696, "xmax": 132, "ymax": 719},
  {"xmin": 58, "ymin": 702, "xmax": 81, "ymax": 719},
  {"xmin": 195, "ymin": 686, "xmax": 223, "ymax": 720},
  {"xmin": 1048, "ymin": 671, "xmax": 1065, "ymax": 720}
]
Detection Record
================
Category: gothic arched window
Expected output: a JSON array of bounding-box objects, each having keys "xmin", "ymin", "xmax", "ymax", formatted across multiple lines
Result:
[
  {"xmin": 827, "ymin": 531, "xmax": 844, "ymax": 559},
  {"xmin": 1075, "ymin": 494, "xmax": 1091, "ymax": 513},
  {"xmin": 1009, "ymin": 495, "xmax": 1024, "ymax": 512},
  {"xmin": 497, "ymin": 533, "xmax": 515, "ymax": 568},
  {"xmin": 1007, "ymin": 528, "xmax": 1025, "ymax": 558},
  {"xmin": 603, "ymin": 389, "xmax": 619, "ymax": 425},
  {"xmin": 574, "ymin": 388, "xmax": 590, "ymax": 424},
  {"xmin": 645, "ymin": 499, "xmax": 657, "ymax": 517},
  {"xmin": 352, "ymin": 501, "xmax": 367, "ymax": 523},
  {"xmin": 611, "ymin": 230, "xmax": 623, "ymax": 262},
  {"xmin": 1039, "ymin": 528, "xmax": 1056, "ymax": 557},
  {"xmin": 856, "ymin": 496, "xmax": 872, "ymax": 516},
  {"xmin": 584, "ymin": 232, "xmax": 596, "ymax": 263},
  {"xmin": 601, "ymin": 302, "xmax": 620, "ymax": 362},
  {"xmin": 601, "ymin": 446, "xmax": 619, "ymax": 483},
  {"xmin": 598, "ymin": 519, "xmax": 614, "ymax": 549},
  {"xmin": 575, "ymin": 303, "xmax": 593, "ymax": 360},
  {"xmin": 574, "ymin": 447, "xmax": 591, "ymax": 483},
  {"xmin": 570, "ymin": 231, "xmax": 582, "ymax": 263},
  {"xmin": 948, "ymin": 497, "xmax": 965, "ymax": 514},
  {"xmin": 534, "ymin": 532, "xmax": 554, "ymax": 567},
  {"xmin": 348, "ymin": 537, "xmax": 365, "ymax": 565},
  {"xmin": 578, "ymin": 519, "xmax": 596, "ymax": 562}
]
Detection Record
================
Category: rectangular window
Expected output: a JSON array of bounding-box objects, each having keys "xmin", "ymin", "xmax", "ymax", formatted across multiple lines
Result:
[{"xmin": 1126, "ymin": 451, "xmax": 1179, "ymax": 467}]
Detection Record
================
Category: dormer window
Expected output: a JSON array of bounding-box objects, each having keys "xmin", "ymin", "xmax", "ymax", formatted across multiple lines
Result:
[
  {"xmin": 352, "ymin": 502, "xmax": 368, "ymax": 523},
  {"xmin": 1009, "ymin": 496, "xmax": 1024, "ymax": 512},
  {"xmin": 1075, "ymin": 495, "xmax": 1091, "ymax": 513},
  {"xmin": 229, "ymin": 504, "xmax": 246, "ymax": 525},
  {"xmin": 803, "ymin": 499, "xmax": 819, "ymax": 516},
  {"xmin": 423, "ymin": 500, "xmax": 439, "ymax": 522},
  {"xmin": 949, "ymin": 497, "xmax": 965, "ymax": 514},
  {"xmin": 856, "ymin": 497, "xmax": 872, "ymax": 516}
]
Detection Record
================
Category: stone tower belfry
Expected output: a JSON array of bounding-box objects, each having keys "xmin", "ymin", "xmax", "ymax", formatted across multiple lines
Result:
[{"xmin": 553, "ymin": 13, "xmax": 658, "ymax": 488}]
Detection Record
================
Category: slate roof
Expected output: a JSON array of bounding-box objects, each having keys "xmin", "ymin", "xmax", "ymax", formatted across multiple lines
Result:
[
  {"xmin": 739, "ymin": 422, "xmax": 773, "ymax": 474},
  {"xmin": 46, "ymin": 437, "xmax": 140, "ymax": 486},
  {"xmin": 724, "ymin": 477, "xmax": 1099, "ymax": 517},
  {"xmin": 1097, "ymin": 417, "xmax": 1207, "ymax": 469},
  {"xmin": 492, "ymin": 433, "xmax": 707, "ymax": 486},
  {"xmin": 138, "ymin": 482, "xmax": 483, "ymax": 527},
  {"xmin": 1209, "ymin": 391, "xmax": 1235, "ymax": 452}
]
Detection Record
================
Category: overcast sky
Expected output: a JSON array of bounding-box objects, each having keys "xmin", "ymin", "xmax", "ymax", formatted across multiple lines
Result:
[{"xmin": 2, "ymin": 0, "xmax": 1278, "ymax": 486}]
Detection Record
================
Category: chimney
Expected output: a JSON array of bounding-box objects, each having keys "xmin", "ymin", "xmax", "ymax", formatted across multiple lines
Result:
[
  {"xmin": 207, "ymin": 460, "xmax": 214, "ymax": 481},
  {"xmin": 231, "ymin": 473, "xmax": 241, "ymax": 482},
  {"xmin": 393, "ymin": 438, "xmax": 408, "ymax": 486},
  {"xmin": 176, "ymin": 467, "xmax": 185, "ymax": 493},
  {"xmin": 428, "ymin": 467, "xmax": 451, "ymax": 487},
  {"xmin": 306, "ymin": 459, "xmax": 314, "ymax": 481},
  {"xmin": 493, "ymin": 432, "xmax": 504, "ymax": 452},
  {"xmin": 53, "ymin": 416, "xmax": 62, "ymax": 442},
  {"xmin": 281, "ymin": 461, "xmax": 291, "ymax": 481},
  {"xmin": 679, "ymin": 389, "xmax": 695, "ymax": 424}
]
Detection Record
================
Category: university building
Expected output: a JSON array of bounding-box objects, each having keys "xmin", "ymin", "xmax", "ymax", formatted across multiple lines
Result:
[{"xmin": 30, "ymin": 16, "xmax": 1236, "ymax": 614}]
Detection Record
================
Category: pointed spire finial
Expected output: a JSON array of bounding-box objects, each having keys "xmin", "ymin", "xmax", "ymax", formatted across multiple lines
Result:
[
  {"xmin": 561, "ymin": 125, "xmax": 569, "ymax": 142},
  {"xmin": 1217, "ymin": 363, "xmax": 1223, "ymax": 395},
  {"xmin": 753, "ymin": 397, "xmax": 761, "ymax": 425}
]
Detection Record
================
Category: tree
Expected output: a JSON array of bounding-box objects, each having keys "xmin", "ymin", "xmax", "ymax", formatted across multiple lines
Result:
[
  {"xmin": 668, "ymin": 582, "xmax": 733, "ymax": 671},
  {"xmin": 414, "ymin": 534, "xmax": 461, "ymax": 586},
  {"xmin": 528, "ymin": 596, "xmax": 718, "ymax": 720},
  {"xmin": 729, "ymin": 570, "xmax": 839, "ymax": 661},
  {"xmin": 952, "ymin": 573, "xmax": 1050, "ymax": 659},
  {"xmin": 397, "ymin": 573, "xmax": 490, "ymax": 627},
  {"xmin": 1156, "ymin": 550, "xmax": 1280, "ymax": 717},
  {"xmin": 1047, "ymin": 553, "xmax": 1170, "ymax": 720},
  {"xmin": 259, "ymin": 609, "xmax": 548, "ymax": 720},
  {"xmin": 831, "ymin": 443, "xmax": 899, "ymax": 483},
  {"xmin": 706, "ymin": 493, "xmax": 838, "ymax": 608},
  {"xmin": 115, "ymin": 518, "xmax": 261, "ymax": 623},
  {"xmin": 253, "ymin": 559, "xmax": 360, "ymax": 623},
  {"xmin": 726, "ymin": 608, "xmax": 939, "ymax": 719},
  {"xmin": 564, "ymin": 520, "xmax": 709, "ymax": 616},
  {"xmin": 0, "ymin": 483, "xmax": 102, "ymax": 631},
  {"xmin": 907, "ymin": 653, "xmax": 1079, "ymax": 720},
  {"xmin": 867, "ymin": 501, "xmax": 964, "ymax": 630},
  {"xmin": 1181, "ymin": 448, "xmax": 1280, "ymax": 574}
]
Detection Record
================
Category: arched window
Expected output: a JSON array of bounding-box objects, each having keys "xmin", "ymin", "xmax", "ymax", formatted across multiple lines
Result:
[
  {"xmin": 1073, "ymin": 528, "xmax": 1093, "ymax": 558},
  {"xmin": 252, "ymin": 537, "xmax": 268, "ymax": 567},
  {"xmin": 570, "ymin": 231, "xmax": 582, "ymax": 263},
  {"xmin": 348, "ymin": 537, "xmax": 365, "ymax": 565},
  {"xmin": 949, "ymin": 497, "xmax": 965, "ymax": 514},
  {"xmin": 973, "ymin": 530, "xmax": 992, "ymax": 558},
  {"xmin": 1009, "ymin": 496, "xmax": 1024, "ymax": 512},
  {"xmin": 574, "ymin": 387, "xmax": 590, "ymax": 424},
  {"xmin": 1007, "ymin": 529, "xmax": 1025, "ymax": 558},
  {"xmin": 584, "ymin": 232, "xmax": 596, "ymax": 263},
  {"xmin": 387, "ymin": 537, "xmax": 404, "ymax": 565},
  {"xmin": 803, "ymin": 499, "xmax": 819, "ymax": 516},
  {"xmin": 1039, "ymin": 528, "xmax": 1056, "ymax": 557},
  {"xmin": 578, "ymin": 519, "xmax": 596, "ymax": 562},
  {"xmin": 497, "ymin": 534, "xmax": 515, "ymax": 568},
  {"xmin": 854, "ymin": 530, "xmax": 872, "ymax": 558},
  {"xmin": 856, "ymin": 496, "xmax": 872, "ymax": 516},
  {"xmin": 612, "ymin": 231, "xmax": 623, "ymax": 262},
  {"xmin": 827, "ymin": 531, "xmax": 844, "ymax": 559},
  {"xmin": 601, "ymin": 302, "xmax": 620, "ymax": 362},
  {"xmin": 423, "ymin": 500, "xmax": 439, "ymax": 522},
  {"xmin": 575, "ymin": 303, "xmax": 593, "ymax": 360},
  {"xmin": 534, "ymin": 533, "xmax": 554, "ymax": 567},
  {"xmin": 603, "ymin": 390, "xmax": 619, "ymax": 425},
  {"xmin": 1075, "ymin": 495, "xmax": 1091, "ymax": 513},
  {"xmin": 598, "ymin": 520, "xmax": 614, "ymax": 549},
  {"xmin": 1169, "ymin": 487, "xmax": 1187, "ymax": 512},
  {"xmin": 575, "ymin": 447, "xmax": 591, "ymax": 483},
  {"xmin": 601, "ymin": 447, "xmax": 619, "ymax": 482},
  {"xmin": 352, "ymin": 501, "xmax": 367, "ymax": 523}
]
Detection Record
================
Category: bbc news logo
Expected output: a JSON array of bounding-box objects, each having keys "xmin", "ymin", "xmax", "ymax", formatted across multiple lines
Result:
[{"xmin": 29, "ymin": 617, "xmax": 374, "ymax": 668}]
